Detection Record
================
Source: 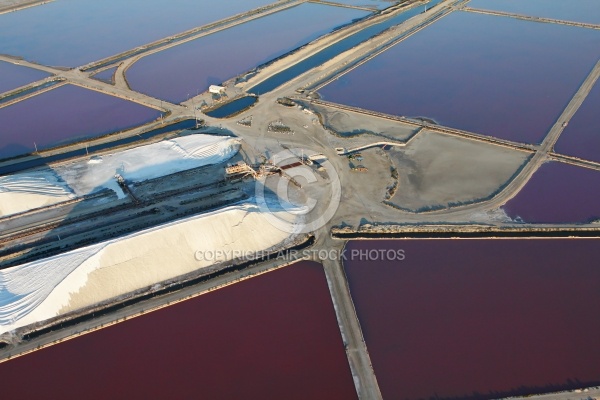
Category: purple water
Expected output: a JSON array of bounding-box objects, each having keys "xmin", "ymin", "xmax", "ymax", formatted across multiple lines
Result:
[
  {"xmin": 0, "ymin": 84, "xmax": 160, "ymax": 159},
  {"xmin": 345, "ymin": 239, "xmax": 600, "ymax": 400},
  {"xmin": 504, "ymin": 161, "xmax": 600, "ymax": 223},
  {"xmin": 127, "ymin": 3, "xmax": 368, "ymax": 103},
  {"xmin": 319, "ymin": 11, "xmax": 600, "ymax": 144},
  {"xmin": 554, "ymin": 80, "xmax": 600, "ymax": 163},
  {"xmin": 0, "ymin": 261, "xmax": 356, "ymax": 400},
  {"xmin": 469, "ymin": 0, "xmax": 600, "ymax": 25},
  {"xmin": 0, "ymin": 0, "xmax": 276, "ymax": 67},
  {"xmin": 0, "ymin": 61, "xmax": 51, "ymax": 94}
]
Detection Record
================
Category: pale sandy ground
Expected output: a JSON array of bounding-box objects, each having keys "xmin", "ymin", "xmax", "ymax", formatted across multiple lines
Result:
[
  {"xmin": 0, "ymin": 0, "xmax": 51, "ymax": 13},
  {"xmin": 311, "ymin": 102, "xmax": 417, "ymax": 140},
  {"xmin": 388, "ymin": 131, "xmax": 531, "ymax": 211},
  {"xmin": 0, "ymin": 171, "xmax": 74, "ymax": 216},
  {"xmin": 0, "ymin": 202, "xmax": 300, "ymax": 334}
]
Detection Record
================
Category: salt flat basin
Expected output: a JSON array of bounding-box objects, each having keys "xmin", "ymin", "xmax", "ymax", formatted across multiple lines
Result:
[
  {"xmin": 0, "ymin": 60, "xmax": 51, "ymax": 94},
  {"xmin": 0, "ymin": 0, "xmax": 276, "ymax": 67},
  {"xmin": 127, "ymin": 2, "xmax": 369, "ymax": 103},
  {"xmin": 318, "ymin": 11, "xmax": 600, "ymax": 144},
  {"xmin": 0, "ymin": 134, "xmax": 240, "ymax": 217},
  {"xmin": 0, "ymin": 201, "xmax": 301, "ymax": 335},
  {"xmin": 0, "ymin": 84, "xmax": 161, "ymax": 160},
  {"xmin": 468, "ymin": 0, "xmax": 600, "ymax": 25}
]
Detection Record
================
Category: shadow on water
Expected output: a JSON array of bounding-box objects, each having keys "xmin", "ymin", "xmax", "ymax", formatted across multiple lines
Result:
[{"xmin": 204, "ymin": 96, "xmax": 257, "ymax": 119}]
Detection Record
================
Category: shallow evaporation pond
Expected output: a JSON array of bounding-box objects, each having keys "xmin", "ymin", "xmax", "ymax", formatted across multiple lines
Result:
[
  {"xmin": 0, "ymin": 262, "xmax": 357, "ymax": 400},
  {"xmin": 204, "ymin": 96, "xmax": 257, "ymax": 118},
  {"xmin": 0, "ymin": 84, "xmax": 161, "ymax": 160},
  {"xmin": 503, "ymin": 161, "xmax": 600, "ymax": 224},
  {"xmin": 317, "ymin": 11, "xmax": 600, "ymax": 144},
  {"xmin": 0, "ymin": 0, "xmax": 276, "ymax": 67},
  {"xmin": 344, "ymin": 239, "xmax": 600, "ymax": 400},
  {"xmin": 554, "ymin": 79, "xmax": 600, "ymax": 163},
  {"xmin": 468, "ymin": 0, "xmax": 600, "ymax": 25},
  {"xmin": 0, "ymin": 61, "xmax": 51, "ymax": 94},
  {"xmin": 127, "ymin": 2, "xmax": 369, "ymax": 103},
  {"xmin": 248, "ymin": 0, "xmax": 444, "ymax": 95}
]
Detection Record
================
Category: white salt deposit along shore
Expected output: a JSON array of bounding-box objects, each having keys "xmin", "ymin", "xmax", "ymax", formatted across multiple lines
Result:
[
  {"xmin": 56, "ymin": 134, "xmax": 240, "ymax": 198},
  {"xmin": 0, "ymin": 201, "xmax": 301, "ymax": 335},
  {"xmin": 0, "ymin": 172, "xmax": 74, "ymax": 217},
  {"xmin": 0, "ymin": 134, "xmax": 240, "ymax": 217}
]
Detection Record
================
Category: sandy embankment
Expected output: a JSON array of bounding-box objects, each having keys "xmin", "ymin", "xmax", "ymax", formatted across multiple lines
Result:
[
  {"xmin": 0, "ymin": 202, "xmax": 300, "ymax": 335},
  {"xmin": 0, "ymin": 0, "xmax": 51, "ymax": 13}
]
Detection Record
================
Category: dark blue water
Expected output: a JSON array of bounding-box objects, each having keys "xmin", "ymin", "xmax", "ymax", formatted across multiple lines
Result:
[
  {"xmin": 469, "ymin": 0, "xmax": 600, "ymax": 25},
  {"xmin": 0, "ymin": 119, "xmax": 198, "ymax": 175},
  {"xmin": 0, "ymin": 61, "xmax": 51, "ymax": 94},
  {"xmin": 0, "ymin": 0, "xmax": 276, "ymax": 67},
  {"xmin": 248, "ymin": 0, "xmax": 444, "ymax": 95},
  {"xmin": 318, "ymin": 11, "xmax": 600, "ymax": 144},
  {"xmin": 205, "ymin": 96, "xmax": 257, "ymax": 118},
  {"xmin": 127, "ymin": 3, "xmax": 368, "ymax": 103}
]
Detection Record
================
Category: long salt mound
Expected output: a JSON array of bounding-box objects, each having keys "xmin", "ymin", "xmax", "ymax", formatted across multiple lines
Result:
[
  {"xmin": 0, "ymin": 172, "xmax": 74, "ymax": 217},
  {"xmin": 0, "ymin": 202, "xmax": 300, "ymax": 335},
  {"xmin": 56, "ymin": 134, "xmax": 240, "ymax": 198},
  {"xmin": 0, "ymin": 134, "xmax": 240, "ymax": 217}
]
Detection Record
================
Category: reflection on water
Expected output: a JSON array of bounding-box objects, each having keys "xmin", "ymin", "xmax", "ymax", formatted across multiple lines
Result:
[
  {"xmin": 0, "ymin": 85, "xmax": 161, "ymax": 160},
  {"xmin": 127, "ymin": 3, "xmax": 368, "ymax": 103},
  {"xmin": 319, "ymin": 11, "xmax": 600, "ymax": 144},
  {"xmin": 0, "ymin": 0, "xmax": 275, "ymax": 67},
  {"xmin": 0, "ymin": 262, "xmax": 357, "ymax": 400},
  {"xmin": 504, "ymin": 161, "xmax": 600, "ymax": 223},
  {"xmin": 345, "ymin": 239, "xmax": 600, "ymax": 400}
]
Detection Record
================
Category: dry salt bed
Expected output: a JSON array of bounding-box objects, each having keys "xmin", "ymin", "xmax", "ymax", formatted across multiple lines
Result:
[
  {"xmin": 0, "ymin": 134, "xmax": 240, "ymax": 217},
  {"xmin": 0, "ymin": 201, "xmax": 301, "ymax": 335}
]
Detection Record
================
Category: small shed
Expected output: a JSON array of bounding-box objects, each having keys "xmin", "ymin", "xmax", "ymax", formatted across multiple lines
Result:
[{"xmin": 209, "ymin": 85, "xmax": 225, "ymax": 95}]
